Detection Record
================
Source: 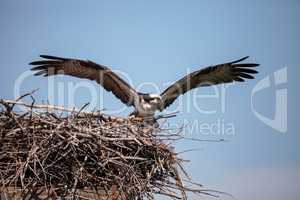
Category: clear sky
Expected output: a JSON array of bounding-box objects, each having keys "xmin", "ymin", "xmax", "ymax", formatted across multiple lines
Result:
[{"xmin": 0, "ymin": 0, "xmax": 299, "ymax": 199}]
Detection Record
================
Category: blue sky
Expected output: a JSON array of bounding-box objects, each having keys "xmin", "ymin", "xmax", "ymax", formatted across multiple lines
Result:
[{"xmin": 0, "ymin": 1, "xmax": 299, "ymax": 199}]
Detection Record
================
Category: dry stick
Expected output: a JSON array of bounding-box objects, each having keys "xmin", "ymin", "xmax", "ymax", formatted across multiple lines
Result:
[
  {"xmin": 0, "ymin": 97, "xmax": 216, "ymax": 200},
  {"xmin": 0, "ymin": 99, "xmax": 102, "ymax": 115}
]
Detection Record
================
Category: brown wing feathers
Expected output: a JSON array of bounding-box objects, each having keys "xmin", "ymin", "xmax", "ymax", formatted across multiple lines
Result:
[
  {"xmin": 194, "ymin": 56, "xmax": 258, "ymax": 84},
  {"xmin": 160, "ymin": 56, "xmax": 259, "ymax": 109},
  {"xmin": 30, "ymin": 55, "xmax": 138, "ymax": 106},
  {"xmin": 30, "ymin": 55, "xmax": 259, "ymax": 111}
]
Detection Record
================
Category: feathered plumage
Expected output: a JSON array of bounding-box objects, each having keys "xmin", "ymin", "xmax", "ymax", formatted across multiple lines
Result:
[{"xmin": 30, "ymin": 55, "xmax": 259, "ymax": 117}]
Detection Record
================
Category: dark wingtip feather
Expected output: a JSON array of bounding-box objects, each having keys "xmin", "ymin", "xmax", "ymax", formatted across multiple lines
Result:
[
  {"xmin": 237, "ymin": 63, "xmax": 260, "ymax": 68},
  {"xmin": 235, "ymin": 68, "xmax": 259, "ymax": 74},
  {"xmin": 234, "ymin": 77, "xmax": 245, "ymax": 82},
  {"xmin": 29, "ymin": 61, "xmax": 37, "ymax": 65},
  {"xmin": 30, "ymin": 61, "xmax": 48, "ymax": 65},
  {"xmin": 238, "ymin": 73, "xmax": 255, "ymax": 79},
  {"xmin": 39, "ymin": 55, "xmax": 67, "ymax": 60},
  {"xmin": 33, "ymin": 70, "xmax": 47, "ymax": 76},
  {"xmin": 31, "ymin": 65, "xmax": 47, "ymax": 71},
  {"xmin": 230, "ymin": 56, "xmax": 249, "ymax": 64}
]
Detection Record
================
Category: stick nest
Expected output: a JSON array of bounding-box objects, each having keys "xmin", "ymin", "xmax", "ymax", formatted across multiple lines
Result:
[{"xmin": 0, "ymin": 95, "xmax": 206, "ymax": 200}]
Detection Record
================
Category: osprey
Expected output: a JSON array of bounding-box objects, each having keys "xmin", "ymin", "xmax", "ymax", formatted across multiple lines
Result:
[{"xmin": 30, "ymin": 55, "xmax": 259, "ymax": 117}]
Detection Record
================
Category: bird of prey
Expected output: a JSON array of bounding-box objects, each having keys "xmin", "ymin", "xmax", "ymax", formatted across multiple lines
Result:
[{"xmin": 30, "ymin": 55, "xmax": 259, "ymax": 118}]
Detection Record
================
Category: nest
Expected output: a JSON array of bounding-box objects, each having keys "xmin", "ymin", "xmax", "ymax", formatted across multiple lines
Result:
[{"xmin": 0, "ymin": 93, "xmax": 210, "ymax": 200}]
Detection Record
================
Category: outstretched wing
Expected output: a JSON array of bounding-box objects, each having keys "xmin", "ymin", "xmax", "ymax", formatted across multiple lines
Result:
[
  {"xmin": 161, "ymin": 56, "xmax": 259, "ymax": 109},
  {"xmin": 30, "ymin": 55, "xmax": 138, "ymax": 106}
]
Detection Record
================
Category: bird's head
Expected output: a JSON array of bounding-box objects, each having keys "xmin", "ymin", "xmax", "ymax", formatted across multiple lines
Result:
[{"xmin": 148, "ymin": 94, "xmax": 164, "ymax": 111}]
